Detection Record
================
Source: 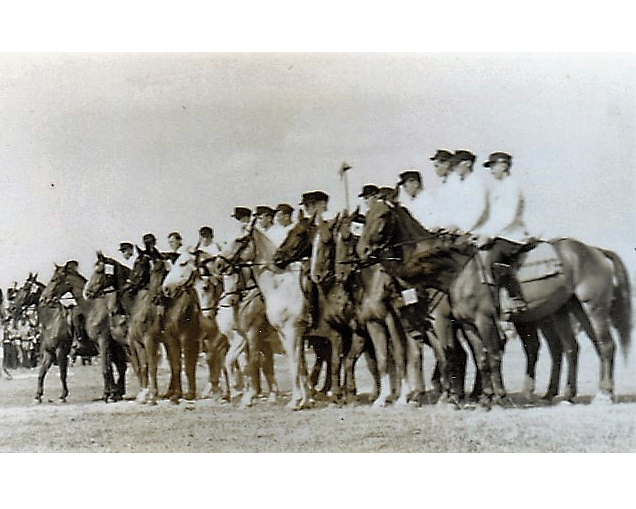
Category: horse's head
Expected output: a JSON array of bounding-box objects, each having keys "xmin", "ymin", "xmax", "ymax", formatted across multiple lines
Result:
[
  {"xmin": 357, "ymin": 198, "xmax": 397, "ymax": 261},
  {"xmin": 215, "ymin": 228, "xmax": 255, "ymax": 275},
  {"xmin": 13, "ymin": 273, "xmax": 44, "ymax": 317},
  {"xmin": 40, "ymin": 263, "xmax": 86, "ymax": 305},
  {"xmin": 309, "ymin": 214, "xmax": 341, "ymax": 284},
  {"xmin": 85, "ymin": 251, "xmax": 115, "ymax": 299},
  {"xmin": 334, "ymin": 212, "xmax": 362, "ymax": 283},
  {"xmin": 162, "ymin": 252, "xmax": 197, "ymax": 299},
  {"xmin": 273, "ymin": 214, "xmax": 316, "ymax": 269}
]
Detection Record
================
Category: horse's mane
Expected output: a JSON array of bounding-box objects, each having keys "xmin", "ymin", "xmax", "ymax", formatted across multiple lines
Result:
[
  {"xmin": 251, "ymin": 226, "xmax": 276, "ymax": 262},
  {"xmin": 394, "ymin": 205, "xmax": 433, "ymax": 243}
]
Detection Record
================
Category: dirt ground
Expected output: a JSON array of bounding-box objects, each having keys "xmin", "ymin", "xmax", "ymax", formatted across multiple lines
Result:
[{"xmin": 0, "ymin": 334, "xmax": 635, "ymax": 452}]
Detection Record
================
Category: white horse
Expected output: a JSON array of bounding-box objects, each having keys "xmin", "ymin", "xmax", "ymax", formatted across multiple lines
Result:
[{"xmin": 218, "ymin": 225, "xmax": 311, "ymax": 410}]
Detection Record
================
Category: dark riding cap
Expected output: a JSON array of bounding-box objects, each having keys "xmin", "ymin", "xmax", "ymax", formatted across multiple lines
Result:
[
  {"xmin": 299, "ymin": 191, "xmax": 330, "ymax": 206},
  {"xmin": 483, "ymin": 152, "xmax": 513, "ymax": 167},
  {"xmin": 168, "ymin": 231, "xmax": 182, "ymax": 241},
  {"xmin": 275, "ymin": 203, "xmax": 294, "ymax": 215},
  {"xmin": 118, "ymin": 242, "xmax": 133, "ymax": 252},
  {"xmin": 358, "ymin": 184, "xmax": 379, "ymax": 198},
  {"xmin": 398, "ymin": 170, "xmax": 422, "ymax": 186},
  {"xmin": 452, "ymin": 150, "xmax": 476, "ymax": 164},
  {"xmin": 377, "ymin": 186, "xmax": 398, "ymax": 200},
  {"xmin": 255, "ymin": 205, "xmax": 275, "ymax": 217},
  {"xmin": 142, "ymin": 233, "xmax": 157, "ymax": 245},
  {"xmin": 65, "ymin": 260, "xmax": 79, "ymax": 270},
  {"xmin": 199, "ymin": 226, "xmax": 214, "ymax": 238},
  {"xmin": 430, "ymin": 149, "xmax": 453, "ymax": 162},
  {"xmin": 231, "ymin": 206, "xmax": 252, "ymax": 220}
]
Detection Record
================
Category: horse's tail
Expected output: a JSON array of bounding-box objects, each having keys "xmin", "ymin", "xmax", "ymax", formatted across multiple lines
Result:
[{"xmin": 599, "ymin": 248, "xmax": 632, "ymax": 360}]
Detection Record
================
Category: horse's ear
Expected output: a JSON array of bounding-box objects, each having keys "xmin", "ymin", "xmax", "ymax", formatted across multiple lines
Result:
[
  {"xmin": 310, "ymin": 211, "xmax": 318, "ymax": 225},
  {"xmin": 97, "ymin": 250, "xmax": 104, "ymax": 261},
  {"xmin": 135, "ymin": 245, "xmax": 143, "ymax": 255},
  {"xmin": 54, "ymin": 263, "xmax": 61, "ymax": 270},
  {"xmin": 330, "ymin": 213, "xmax": 341, "ymax": 231},
  {"xmin": 298, "ymin": 209, "xmax": 305, "ymax": 221}
]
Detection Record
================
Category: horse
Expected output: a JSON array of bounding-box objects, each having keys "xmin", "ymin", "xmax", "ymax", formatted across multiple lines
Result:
[
  {"xmin": 217, "ymin": 222, "xmax": 311, "ymax": 410},
  {"xmin": 165, "ymin": 250, "xmax": 280, "ymax": 406},
  {"xmin": 84, "ymin": 252, "xmax": 133, "ymax": 400},
  {"xmin": 160, "ymin": 252, "xmax": 204, "ymax": 402},
  {"xmin": 274, "ymin": 212, "xmax": 414, "ymax": 407},
  {"xmin": 358, "ymin": 198, "xmax": 627, "ymax": 405},
  {"xmin": 309, "ymin": 211, "xmax": 470, "ymax": 404},
  {"xmin": 126, "ymin": 245, "xmax": 181, "ymax": 404},
  {"xmin": 35, "ymin": 268, "xmax": 78, "ymax": 402}
]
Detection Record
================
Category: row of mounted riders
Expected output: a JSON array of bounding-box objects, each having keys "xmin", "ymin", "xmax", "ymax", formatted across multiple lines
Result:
[{"xmin": 10, "ymin": 200, "xmax": 632, "ymax": 410}]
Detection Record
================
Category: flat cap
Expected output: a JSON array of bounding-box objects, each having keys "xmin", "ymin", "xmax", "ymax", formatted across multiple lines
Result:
[
  {"xmin": 142, "ymin": 233, "xmax": 157, "ymax": 244},
  {"xmin": 199, "ymin": 226, "xmax": 214, "ymax": 237},
  {"xmin": 483, "ymin": 151, "xmax": 512, "ymax": 167},
  {"xmin": 358, "ymin": 184, "xmax": 380, "ymax": 198},
  {"xmin": 300, "ymin": 191, "xmax": 330, "ymax": 206},
  {"xmin": 231, "ymin": 207, "xmax": 252, "ymax": 220},
  {"xmin": 255, "ymin": 205, "xmax": 275, "ymax": 216},
  {"xmin": 118, "ymin": 242, "xmax": 133, "ymax": 251},
  {"xmin": 275, "ymin": 203, "xmax": 294, "ymax": 215},
  {"xmin": 451, "ymin": 150, "xmax": 476, "ymax": 164},
  {"xmin": 398, "ymin": 170, "xmax": 422, "ymax": 185},
  {"xmin": 430, "ymin": 149, "xmax": 454, "ymax": 162}
]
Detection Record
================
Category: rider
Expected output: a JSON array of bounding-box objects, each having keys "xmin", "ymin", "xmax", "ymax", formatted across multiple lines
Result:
[
  {"xmin": 117, "ymin": 241, "xmax": 134, "ymax": 268},
  {"xmin": 472, "ymin": 152, "xmax": 530, "ymax": 316},
  {"xmin": 164, "ymin": 231, "xmax": 185, "ymax": 265},
  {"xmin": 254, "ymin": 205, "xmax": 275, "ymax": 233},
  {"xmin": 436, "ymin": 150, "xmax": 488, "ymax": 237},
  {"xmin": 358, "ymin": 184, "xmax": 379, "ymax": 215},
  {"xmin": 268, "ymin": 203, "xmax": 295, "ymax": 247},
  {"xmin": 300, "ymin": 190, "xmax": 330, "ymax": 222},
  {"xmin": 231, "ymin": 206, "xmax": 252, "ymax": 233},
  {"xmin": 397, "ymin": 169, "xmax": 434, "ymax": 227},
  {"xmin": 197, "ymin": 226, "xmax": 221, "ymax": 256}
]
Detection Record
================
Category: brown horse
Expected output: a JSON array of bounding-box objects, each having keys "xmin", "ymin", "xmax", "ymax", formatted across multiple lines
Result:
[
  {"xmin": 358, "ymin": 199, "xmax": 628, "ymax": 404},
  {"xmin": 36, "ymin": 267, "xmax": 77, "ymax": 403},
  {"xmin": 312, "ymin": 211, "xmax": 471, "ymax": 405},
  {"xmin": 274, "ymin": 213, "xmax": 411, "ymax": 407},
  {"xmin": 160, "ymin": 253, "xmax": 203, "ymax": 402},
  {"xmin": 38, "ymin": 262, "xmax": 128, "ymax": 402},
  {"xmin": 84, "ymin": 252, "xmax": 133, "ymax": 401}
]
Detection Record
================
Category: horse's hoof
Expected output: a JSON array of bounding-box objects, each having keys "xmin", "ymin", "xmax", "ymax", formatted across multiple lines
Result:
[
  {"xmin": 477, "ymin": 396, "xmax": 492, "ymax": 411},
  {"xmin": 267, "ymin": 393, "xmax": 278, "ymax": 404},
  {"xmin": 169, "ymin": 396, "xmax": 180, "ymax": 405},
  {"xmin": 592, "ymin": 392, "xmax": 613, "ymax": 405},
  {"xmin": 34, "ymin": 396, "xmax": 42, "ymax": 404},
  {"xmin": 184, "ymin": 392, "xmax": 196, "ymax": 401},
  {"xmin": 59, "ymin": 397, "xmax": 67, "ymax": 403},
  {"xmin": 541, "ymin": 393, "xmax": 557, "ymax": 403}
]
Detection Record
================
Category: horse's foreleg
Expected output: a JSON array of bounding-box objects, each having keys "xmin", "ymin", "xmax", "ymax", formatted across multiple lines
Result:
[
  {"xmin": 366, "ymin": 321, "xmax": 391, "ymax": 407},
  {"xmin": 113, "ymin": 344, "xmax": 127, "ymax": 401},
  {"xmin": 35, "ymin": 350, "xmax": 54, "ymax": 403},
  {"xmin": 145, "ymin": 336, "xmax": 160, "ymax": 405},
  {"xmin": 343, "ymin": 333, "xmax": 364, "ymax": 401},
  {"xmin": 461, "ymin": 324, "xmax": 493, "ymax": 407},
  {"xmin": 241, "ymin": 329, "xmax": 260, "ymax": 407},
  {"xmin": 57, "ymin": 343, "xmax": 70, "ymax": 402},
  {"xmin": 259, "ymin": 339, "xmax": 278, "ymax": 402},
  {"xmin": 183, "ymin": 332, "xmax": 200, "ymax": 401},
  {"xmin": 164, "ymin": 335, "xmax": 182, "ymax": 404},
  {"xmin": 98, "ymin": 334, "xmax": 115, "ymax": 402},
  {"xmin": 514, "ymin": 321, "xmax": 540, "ymax": 401}
]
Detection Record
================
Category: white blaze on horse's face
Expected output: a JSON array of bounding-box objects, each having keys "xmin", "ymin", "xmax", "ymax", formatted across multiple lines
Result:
[{"xmin": 162, "ymin": 253, "xmax": 195, "ymax": 295}]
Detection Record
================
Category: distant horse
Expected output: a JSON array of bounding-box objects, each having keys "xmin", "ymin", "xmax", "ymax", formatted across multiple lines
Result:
[
  {"xmin": 218, "ymin": 223, "xmax": 311, "ymax": 410},
  {"xmin": 359, "ymin": 199, "xmax": 627, "ymax": 404},
  {"xmin": 84, "ymin": 252, "xmax": 133, "ymax": 400}
]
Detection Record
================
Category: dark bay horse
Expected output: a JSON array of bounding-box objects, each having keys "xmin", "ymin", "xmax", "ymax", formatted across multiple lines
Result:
[
  {"xmin": 358, "ymin": 199, "xmax": 628, "ymax": 404},
  {"xmin": 274, "ymin": 213, "xmax": 411, "ymax": 407},
  {"xmin": 84, "ymin": 252, "xmax": 133, "ymax": 401}
]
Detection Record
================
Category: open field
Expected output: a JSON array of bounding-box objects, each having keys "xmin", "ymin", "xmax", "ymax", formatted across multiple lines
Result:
[{"xmin": 0, "ymin": 334, "xmax": 635, "ymax": 452}]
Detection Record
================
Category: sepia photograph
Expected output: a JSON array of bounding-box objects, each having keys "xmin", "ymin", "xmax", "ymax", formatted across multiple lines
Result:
[{"xmin": 0, "ymin": 49, "xmax": 635, "ymax": 456}]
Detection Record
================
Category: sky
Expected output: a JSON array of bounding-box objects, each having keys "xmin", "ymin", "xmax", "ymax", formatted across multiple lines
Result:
[{"xmin": 0, "ymin": 52, "xmax": 635, "ymax": 289}]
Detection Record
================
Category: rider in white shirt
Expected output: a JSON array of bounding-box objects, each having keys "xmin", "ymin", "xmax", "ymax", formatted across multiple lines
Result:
[
  {"xmin": 197, "ymin": 226, "xmax": 222, "ymax": 256},
  {"xmin": 117, "ymin": 242, "xmax": 135, "ymax": 269},
  {"xmin": 268, "ymin": 203, "xmax": 295, "ymax": 247},
  {"xmin": 397, "ymin": 169, "xmax": 434, "ymax": 228},
  {"xmin": 440, "ymin": 150, "xmax": 488, "ymax": 234},
  {"xmin": 473, "ymin": 152, "xmax": 530, "ymax": 315}
]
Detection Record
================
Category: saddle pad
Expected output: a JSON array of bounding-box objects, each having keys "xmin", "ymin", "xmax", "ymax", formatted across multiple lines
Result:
[{"xmin": 516, "ymin": 242, "xmax": 562, "ymax": 283}]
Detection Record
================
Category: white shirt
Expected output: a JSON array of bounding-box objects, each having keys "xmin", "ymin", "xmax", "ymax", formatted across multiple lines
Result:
[
  {"xmin": 267, "ymin": 223, "xmax": 293, "ymax": 248},
  {"xmin": 474, "ymin": 174, "xmax": 529, "ymax": 242},
  {"xmin": 198, "ymin": 241, "xmax": 222, "ymax": 256},
  {"xmin": 452, "ymin": 171, "xmax": 489, "ymax": 233},
  {"xmin": 398, "ymin": 188, "xmax": 435, "ymax": 228}
]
